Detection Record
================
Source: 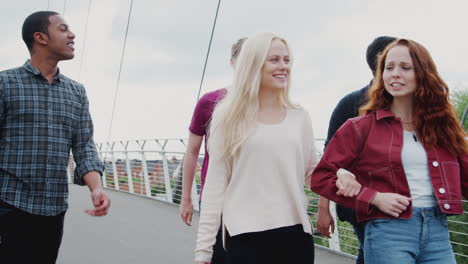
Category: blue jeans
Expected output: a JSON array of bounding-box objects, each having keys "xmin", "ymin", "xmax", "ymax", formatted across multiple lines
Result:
[
  {"xmin": 352, "ymin": 222, "xmax": 365, "ymax": 264},
  {"xmin": 364, "ymin": 207, "xmax": 455, "ymax": 264}
]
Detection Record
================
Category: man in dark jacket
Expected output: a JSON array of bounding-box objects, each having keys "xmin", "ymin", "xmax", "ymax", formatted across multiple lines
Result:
[{"xmin": 316, "ymin": 36, "xmax": 396, "ymax": 264}]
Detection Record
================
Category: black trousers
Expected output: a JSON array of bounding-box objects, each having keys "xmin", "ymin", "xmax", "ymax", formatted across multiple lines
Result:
[
  {"xmin": 212, "ymin": 224, "xmax": 227, "ymax": 264},
  {"xmin": 226, "ymin": 224, "xmax": 315, "ymax": 264},
  {"xmin": 0, "ymin": 200, "xmax": 65, "ymax": 264}
]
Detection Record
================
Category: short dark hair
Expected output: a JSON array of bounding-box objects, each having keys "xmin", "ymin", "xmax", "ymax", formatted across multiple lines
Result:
[
  {"xmin": 366, "ymin": 36, "xmax": 397, "ymax": 75},
  {"xmin": 231, "ymin": 37, "xmax": 247, "ymax": 60},
  {"xmin": 22, "ymin": 11, "xmax": 59, "ymax": 51}
]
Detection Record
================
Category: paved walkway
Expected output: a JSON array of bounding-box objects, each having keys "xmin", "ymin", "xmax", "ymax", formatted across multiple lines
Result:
[{"xmin": 57, "ymin": 185, "xmax": 355, "ymax": 264}]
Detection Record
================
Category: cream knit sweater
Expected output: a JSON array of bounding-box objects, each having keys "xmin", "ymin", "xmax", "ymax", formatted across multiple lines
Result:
[{"xmin": 194, "ymin": 109, "xmax": 319, "ymax": 262}]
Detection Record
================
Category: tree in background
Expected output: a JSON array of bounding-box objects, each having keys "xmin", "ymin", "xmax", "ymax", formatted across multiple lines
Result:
[{"xmin": 452, "ymin": 87, "xmax": 468, "ymax": 132}]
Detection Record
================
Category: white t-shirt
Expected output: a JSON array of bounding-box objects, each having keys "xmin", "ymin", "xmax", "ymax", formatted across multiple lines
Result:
[{"xmin": 401, "ymin": 130, "xmax": 437, "ymax": 207}]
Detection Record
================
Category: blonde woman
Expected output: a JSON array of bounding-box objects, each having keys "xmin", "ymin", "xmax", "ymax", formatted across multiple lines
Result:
[{"xmin": 194, "ymin": 32, "xmax": 318, "ymax": 264}]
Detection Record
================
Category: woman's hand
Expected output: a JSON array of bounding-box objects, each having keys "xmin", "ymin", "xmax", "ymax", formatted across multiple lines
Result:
[
  {"xmin": 335, "ymin": 168, "xmax": 361, "ymax": 197},
  {"xmin": 371, "ymin": 192, "xmax": 411, "ymax": 217}
]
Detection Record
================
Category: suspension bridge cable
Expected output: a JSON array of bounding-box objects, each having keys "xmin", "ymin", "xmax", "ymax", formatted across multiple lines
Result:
[
  {"xmin": 105, "ymin": 0, "xmax": 134, "ymax": 144},
  {"xmin": 77, "ymin": 0, "xmax": 92, "ymax": 82},
  {"xmin": 196, "ymin": 0, "xmax": 222, "ymax": 102}
]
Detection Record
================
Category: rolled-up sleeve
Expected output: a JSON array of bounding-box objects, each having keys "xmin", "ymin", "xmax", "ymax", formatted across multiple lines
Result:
[{"xmin": 72, "ymin": 89, "xmax": 104, "ymax": 185}]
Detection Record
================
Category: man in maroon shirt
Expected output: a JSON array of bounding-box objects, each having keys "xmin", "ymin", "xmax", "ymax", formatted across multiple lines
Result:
[{"xmin": 180, "ymin": 37, "xmax": 246, "ymax": 264}]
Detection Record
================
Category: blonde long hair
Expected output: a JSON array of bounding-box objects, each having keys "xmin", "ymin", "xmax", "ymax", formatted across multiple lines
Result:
[{"xmin": 209, "ymin": 32, "xmax": 299, "ymax": 162}]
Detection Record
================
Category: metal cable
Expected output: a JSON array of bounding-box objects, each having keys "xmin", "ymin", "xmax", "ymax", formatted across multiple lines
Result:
[
  {"xmin": 105, "ymin": 0, "xmax": 134, "ymax": 144},
  {"xmin": 77, "ymin": 0, "xmax": 92, "ymax": 81},
  {"xmin": 196, "ymin": 0, "xmax": 222, "ymax": 102}
]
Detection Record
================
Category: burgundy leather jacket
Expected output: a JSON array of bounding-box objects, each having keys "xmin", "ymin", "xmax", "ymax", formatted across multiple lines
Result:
[{"xmin": 311, "ymin": 109, "xmax": 467, "ymax": 222}]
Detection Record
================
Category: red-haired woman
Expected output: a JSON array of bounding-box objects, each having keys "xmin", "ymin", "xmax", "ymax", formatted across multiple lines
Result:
[{"xmin": 311, "ymin": 39, "xmax": 467, "ymax": 264}]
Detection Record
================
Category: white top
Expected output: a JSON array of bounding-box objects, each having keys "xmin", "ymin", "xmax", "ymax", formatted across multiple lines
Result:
[
  {"xmin": 194, "ymin": 109, "xmax": 319, "ymax": 262},
  {"xmin": 401, "ymin": 130, "xmax": 437, "ymax": 207}
]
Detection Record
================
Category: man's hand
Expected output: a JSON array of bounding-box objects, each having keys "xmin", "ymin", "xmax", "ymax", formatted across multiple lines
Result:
[
  {"xmin": 371, "ymin": 192, "xmax": 411, "ymax": 217},
  {"xmin": 85, "ymin": 188, "xmax": 111, "ymax": 216},
  {"xmin": 317, "ymin": 207, "xmax": 335, "ymax": 238},
  {"xmin": 336, "ymin": 168, "xmax": 361, "ymax": 197},
  {"xmin": 180, "ymin": 198, "xmax": 194, "ymax": 226}
]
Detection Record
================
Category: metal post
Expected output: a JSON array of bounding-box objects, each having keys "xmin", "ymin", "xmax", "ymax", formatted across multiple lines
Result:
[
  {"xmin": 110, "ymin": 142, "xmax": 120, "ymax": 191},
  {"xmin": 157, "ymin": 139, "xmax": 174, "ymax": 203},
  {"xmin": 97, "ymin": 143, "xmax": 107, "ymax": 188},
  {"xmin": 66, "ymin": 167, "xmax": 72, "ymax": 184},
  {"xmin": 328, "ymin": 201, "xmax": 341, "ymax": 251},
  {"xmin": 121, "ymin": 141, "xmax": 134, "ymax": 194},
  {"xmin": 67, "ymin": 153, "xmax": 73, "ymax": 184},
  {"xmin": 138, "ymin": 140, "xmax": 152, "ymax": 197},
  {"xmin": 191, "ymin": 171, "xmax": 200, "ymax": 211}
]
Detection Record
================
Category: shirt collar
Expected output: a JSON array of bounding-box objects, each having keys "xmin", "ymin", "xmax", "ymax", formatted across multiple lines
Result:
[
  {"xmin": 375, "ymin": 109, "xmax": 395, "ymax": 120},
  {"xmin": 23, "ymin": 60, "xmax": 64, "ymax": 82}
]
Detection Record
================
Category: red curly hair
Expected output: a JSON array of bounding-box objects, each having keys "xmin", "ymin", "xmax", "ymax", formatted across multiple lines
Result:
[{"xmin": 360, "ymin": 39, "xmax": 467, "ymax": 156}]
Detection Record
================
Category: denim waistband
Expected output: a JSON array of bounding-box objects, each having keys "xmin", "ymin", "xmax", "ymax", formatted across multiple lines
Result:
[{"xmin": 412, "ymin": 206, "xmax": 444, "ymax": 216}]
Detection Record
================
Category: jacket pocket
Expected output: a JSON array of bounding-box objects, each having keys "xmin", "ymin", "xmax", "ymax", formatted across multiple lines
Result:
[
  {"xmin": 368, "ymin": 167, "xmax": 396, "ymax": 193},
  {"xmin": 441, "ymin": 161, "xmax": 461, "ymax": 199}
]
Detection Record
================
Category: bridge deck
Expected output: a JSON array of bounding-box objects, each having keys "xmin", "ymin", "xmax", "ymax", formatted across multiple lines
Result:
[{"xmin": 57, "ymin": 185, "xmax": 355, "ymax": 264}]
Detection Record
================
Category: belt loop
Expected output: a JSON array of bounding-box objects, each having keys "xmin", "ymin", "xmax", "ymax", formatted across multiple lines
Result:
[{"xmin": 434, "ymin": 205, "xmax": 442, "ymax": 216}]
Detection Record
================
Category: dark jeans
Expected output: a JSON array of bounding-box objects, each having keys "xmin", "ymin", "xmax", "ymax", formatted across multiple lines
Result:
[
  {"xmin": 337, "ymin": 204, "xmax": 365, "ymax": 264},
  {"xmin": 0, "ymin": 200, "xmax": 65, "ymax": 264},
  {"xmin": 353, "ymin": 221, "xmax": 366, "ymax": 264},
  {"xmin": 226, "ymin": 224, "xmax": 315, "ymax": 264}
]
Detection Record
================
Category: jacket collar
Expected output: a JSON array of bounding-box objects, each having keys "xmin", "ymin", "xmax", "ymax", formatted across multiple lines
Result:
[{"xmin": 375, "ymin": 109, "xmax": 395, "ymax": 120}]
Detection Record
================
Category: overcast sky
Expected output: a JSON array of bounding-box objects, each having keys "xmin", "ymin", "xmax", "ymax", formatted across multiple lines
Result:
[{"xmin": 1, "ymin": 0, "xmax": 467, "ymax": 144}]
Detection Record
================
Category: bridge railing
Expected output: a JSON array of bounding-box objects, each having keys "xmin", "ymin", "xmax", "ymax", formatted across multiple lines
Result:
[{"xmin": 73, "ymin": 138, "xmax": 467, "ymax": 262}]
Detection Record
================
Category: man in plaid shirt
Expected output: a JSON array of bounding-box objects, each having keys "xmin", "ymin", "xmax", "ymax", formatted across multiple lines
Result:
[{"xmin": 0, "ymin": 11, "xmax": 111, "ymax": 263}]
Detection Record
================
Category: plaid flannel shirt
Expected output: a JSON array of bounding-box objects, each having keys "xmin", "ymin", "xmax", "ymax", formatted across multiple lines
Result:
[{"xmin": 0, "ymin": 61, "xmax": 104, "ymax": 216}]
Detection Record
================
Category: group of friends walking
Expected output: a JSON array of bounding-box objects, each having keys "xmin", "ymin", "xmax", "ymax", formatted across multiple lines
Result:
[
  {"xmin": 0, "ymin": 10, "xmax": 466, "ymax": 264},
  {"xmin": 181, "ymin": 28, "xmax": 467, "ymax": 264}
]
